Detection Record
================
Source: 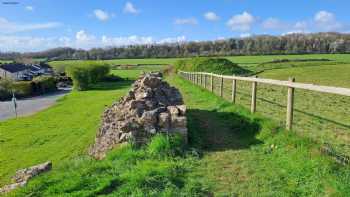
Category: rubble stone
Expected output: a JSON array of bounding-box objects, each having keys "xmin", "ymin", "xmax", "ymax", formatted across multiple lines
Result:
[{"xmin": 89, "ymin": 72, "xmax": 187, "ymax": 159}]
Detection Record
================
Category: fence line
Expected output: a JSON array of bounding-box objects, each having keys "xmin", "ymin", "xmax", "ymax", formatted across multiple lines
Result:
[{"xmin": 178, "ymin": 70, "xmax": 350, "ymax": 131}]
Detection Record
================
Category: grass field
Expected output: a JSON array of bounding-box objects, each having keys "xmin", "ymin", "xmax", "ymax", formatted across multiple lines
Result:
[
  {"xmin": 0, "ymin": 81, "xmax": 132, "ymax": 186},
  {"xmin": 167, "ymin": 75, "xmax": 350, "ymax": 196},
  {"xmin": 181, "ymin": 57, "xmax": 350, "ymax": 155},
  {"xmin": 2, "ymin": 54, "xmax": 350, "ymax": 195},
  {"xmin": 6, "ymin": 72, "xmax": 350, "ymax": 196}
]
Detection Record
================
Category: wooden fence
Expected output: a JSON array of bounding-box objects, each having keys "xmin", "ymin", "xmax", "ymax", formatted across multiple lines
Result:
[{"xmin": 178, "ymin": 70, "xmax": 350, "ymax": 131}]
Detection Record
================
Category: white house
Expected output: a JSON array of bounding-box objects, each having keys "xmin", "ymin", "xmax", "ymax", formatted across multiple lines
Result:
[
  {"xmin": 0, "ymin": 63, "xmax": 53, "ymax": 81},
  {"xmin": 0, "ymin": 63, "xmax": 30, "ymax": 81}
]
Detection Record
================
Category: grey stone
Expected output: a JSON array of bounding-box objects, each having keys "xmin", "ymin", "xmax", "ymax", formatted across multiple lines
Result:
[
  {"xmin": 89, "ymin": 72, "xmax": 187, "ymax": 159},
  {"xmin": 0, "ymin": 161, "xmax": 52, "ymax": 194}
]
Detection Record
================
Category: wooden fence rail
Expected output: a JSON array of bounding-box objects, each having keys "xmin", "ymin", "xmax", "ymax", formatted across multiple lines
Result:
[{"xmin": 178, "ymin": 70, "xmax": 350, "ymax": 131}]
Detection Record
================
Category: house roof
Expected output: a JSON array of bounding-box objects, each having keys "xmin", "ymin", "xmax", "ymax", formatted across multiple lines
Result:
[
  {"xmin": 39, "ymin": 63, "xmax": 51, "ymax": 69},
  {"xmin": 29, "ymin": 65, "xmax": 41, "ymax": 71},
  {"xmin": 0, "ymin": 63, "xmax": 27, "ymax": 73}
]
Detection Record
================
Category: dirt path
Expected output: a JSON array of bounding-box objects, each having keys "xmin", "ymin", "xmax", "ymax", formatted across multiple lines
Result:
[{"xmin": 0, "ymin": 90, "xmax": 70, "ymax": 121}]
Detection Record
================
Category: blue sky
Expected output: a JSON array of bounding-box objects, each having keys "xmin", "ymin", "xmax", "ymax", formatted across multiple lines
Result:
[{"xmin": 0, "ymin": 0, "xmax": 349, "ymax": 52}]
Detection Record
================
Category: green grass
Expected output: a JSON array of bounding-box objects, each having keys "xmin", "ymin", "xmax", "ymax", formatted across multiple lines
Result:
[
  {"xmin": 2, "ymin": 56, "xmax": 350, "ymax": 195},
  {"xmin": 226, "ymin": 54, "xmax": 350, "ymax": 68},
  {"xmin": 167, "ymin": 75, "xmax": 350, "ymax": 196},
  {"xmin": 10, "ymin": 135, "xmax": 210, "ymax": 197},
  {"xmin": 260, "ymin": 63, "xmax": 350, "ymax": 88},
  {"xmin": 5, "ymin": 70, "xmax": 350, "ymax": 196},
  {"xmin": 49, "ymin": 59, "xmax": 180, "ymax": 73},
  {"xmin": 111, "ymin": 65, "xmax": 166, "ymax": 80},
  {"xmin": 186, "ymin": 59, "xmax": 350, "ymax": 156},
  {"xmin": 0, "ymin": 81, "xmax": 132, "ymax": 186},
  {"xmin": 48, "ymin": 54, "xmax": 350, "ymax": 72}
]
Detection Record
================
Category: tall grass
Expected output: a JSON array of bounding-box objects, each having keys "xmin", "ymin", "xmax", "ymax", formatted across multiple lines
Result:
[{"xmin": 10, "ymin": 135, "xmax": 210, "ymax": 196}]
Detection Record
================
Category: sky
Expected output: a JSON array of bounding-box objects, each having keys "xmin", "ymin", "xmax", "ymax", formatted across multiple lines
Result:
[{"xmin": 0, "ymin": 0, "xmax": 349, "ymax": 52}]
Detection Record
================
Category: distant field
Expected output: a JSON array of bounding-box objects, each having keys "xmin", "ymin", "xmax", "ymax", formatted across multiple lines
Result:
[
  {"xmin": 49, "ymin": 54, "xmax": 350, "ymax": 72},
  {"xmin": 260, "ymin": 63, "xmax": 350, "ymax": 88},
  {"xmin": 226, "ymin": 54, "xmax": 350, "ymax": 68},
  {"xmin": 111, "ymin": 65, "xmax": 166, "ymax": 80},
  {"xmin": 49, "ymin": 58, "xmax": 180, "ymax": 72}
]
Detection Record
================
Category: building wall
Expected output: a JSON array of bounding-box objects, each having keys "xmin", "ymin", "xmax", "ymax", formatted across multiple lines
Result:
[{"xmin": 0, "ymin": 69, "xmax": 28, "ymax": 80}]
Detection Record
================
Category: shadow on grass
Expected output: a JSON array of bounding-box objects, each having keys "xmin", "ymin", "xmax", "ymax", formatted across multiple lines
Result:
[
  {"xmin": 89, "ymin": 80, "xmax": 134, "ymax": 91},
  {"xmin": 187, "ymin": 109, "xmax": 263, "ymax": 151}
]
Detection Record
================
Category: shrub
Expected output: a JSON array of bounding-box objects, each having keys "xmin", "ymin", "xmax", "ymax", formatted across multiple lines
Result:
[
  {"xmin": 67, "ymin": 63, "xmax": 110, "ymax": 90},
  {"xmin": 32, "ymin": 76, "xmax": 57, "ymax": 94},
  {"xmin": 0, "ymin": 79, "xmax": 13, "ymax": 100},
  {"xmin": 12, "ymin": 81, "xmax": 33, "ymax": 97},
  {"xmin": 88, "ymin": 64, "xmax": 110, "ymax": 83},
  {"xmin": 174, "ymin": 57, "xmax": 251, "ymax": 75}
]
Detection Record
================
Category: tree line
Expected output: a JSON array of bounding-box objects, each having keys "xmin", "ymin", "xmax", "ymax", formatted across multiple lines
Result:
[{"xmin": 1, "ymin": 32, "xmax": 350, "ymax": 61}]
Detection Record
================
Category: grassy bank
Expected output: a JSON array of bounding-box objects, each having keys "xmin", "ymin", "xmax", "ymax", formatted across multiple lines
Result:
[{"xmin": 0, "ymin": 81, "xmax": 132, "ymax": 186}]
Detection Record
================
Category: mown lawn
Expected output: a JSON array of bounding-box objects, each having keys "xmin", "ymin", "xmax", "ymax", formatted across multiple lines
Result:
[
  {"xmin": 0, "ymin": 81, "xmax": 132, "ymax": 186},
  {"xmin": 167, "ymin": 75, "xmax": 350, "ymax": 196}
]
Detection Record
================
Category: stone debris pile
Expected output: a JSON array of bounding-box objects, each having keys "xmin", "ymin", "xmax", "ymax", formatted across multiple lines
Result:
[
  {"xmin": 0, "ymin": 161, "xmax": 52, "ymax": 194},
  {"xmin": 89, "ymin": 72, "xmax": 187, "ymax": 159}
]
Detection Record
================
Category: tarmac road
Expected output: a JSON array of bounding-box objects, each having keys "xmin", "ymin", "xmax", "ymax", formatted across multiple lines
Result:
[{"xmin": 0, "ymin": 90, "xmax": 70, "ymax": 121}]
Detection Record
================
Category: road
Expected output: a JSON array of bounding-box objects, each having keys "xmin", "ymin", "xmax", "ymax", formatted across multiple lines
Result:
[{"xmin": 0, "ymin": 90, "xmax": 70, "ymax": 121}]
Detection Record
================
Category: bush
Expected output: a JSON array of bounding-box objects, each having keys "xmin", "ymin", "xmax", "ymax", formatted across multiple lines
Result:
[
  {"xmin": 0, "ymin": 79, "xmax": 13, "ymax": 100},
  {"xmin": 174, "ymin": 57, "xmax": 251, "ymax": 75},
  {"xmin": 67, "ymin": 63, "xmax": 111, "ymax": 90},
  {"xmin": 32, "ymin": 76, "xmax": 57, "ymax": 94},
  {"xmin": 12, "ymin": 81, "xmax": 33, "ymax": 97}
]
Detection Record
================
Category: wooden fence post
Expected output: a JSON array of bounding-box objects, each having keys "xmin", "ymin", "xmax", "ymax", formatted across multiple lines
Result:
[
  {"xmin": 251, "ymin": 76, "xmax": 257, "ymax": 113},
  {"xmin": 204, "ymin": 74, "xmax": 207, "ymax": 89},
  {"xmin": 220, "ymin": 75, "xmax": 224, "ymax": 97},
  {"xmin": 286, "ymin": 77, "xmax": 295, "ymax": 131},
  {"xmin": 196, "ymin": 73, "xmax": 199, "ymax": 85},
  {"xmin": 231, "ymin": 78, "xmax": 236, "ymax": 103},
  {"xmin": 210, "ymin": 73, "xmax": 214, "ymax": 92},
  {"xmin": 195, "ymin": 73, "xmax": 197, "ymax": 84},
  {"xmin": 201, "ymin": 74, "xmax": 205, "ymax": 87}
]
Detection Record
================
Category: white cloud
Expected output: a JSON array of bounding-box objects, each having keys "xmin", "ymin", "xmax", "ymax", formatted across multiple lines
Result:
[
  {"xmin": 158, "ymin": 36, "xmax": 186, "ymax": 44},
  {"xmin": 294, "ymin": 21, "xmax": 308, "ymax": 30},
  {"xmin": 262, "ymin": 18, "xmax": 288, "ymax": 30},
  {"xmin": 101, "ymin": 35, "xmax": 153, "ymax": 46},
  {"xmin": 0, "ymin": 17, "xmax": 61, "ymax": 34},
  {"xmin": 174, "ymin": 18, "xmax": 198, "ymax": 25},
  {"xmin": 124, "ymin": 2, "xmax": 139, "ymax": 14},
  {"xmin": 314, "ymin": 10, "xmax": 343, "ymax": 31},
  {"xmin": 204, "ymin": 12, "xmax": 220, "ymax": 21},
  {"xmin": 227, "ymin": 11, "xmax": 255, "ymax": 32},
  {"xmin": 240, "ymin": 33, "xmax": 251, "ymax": 38},
  {"xmin": 25, "ymin": 6, "xmax": 34, "ymax": 11},
  {"xmin": 94, "ymin": 9, "xmax": 110, "ymax": 21},
  {"xmin": 314, "ymin": 11, "xmax": 335, "ymax": 24},
  {"xmin": 0, "ymin": 31, "xmax": 187, "ymax": 52}
]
